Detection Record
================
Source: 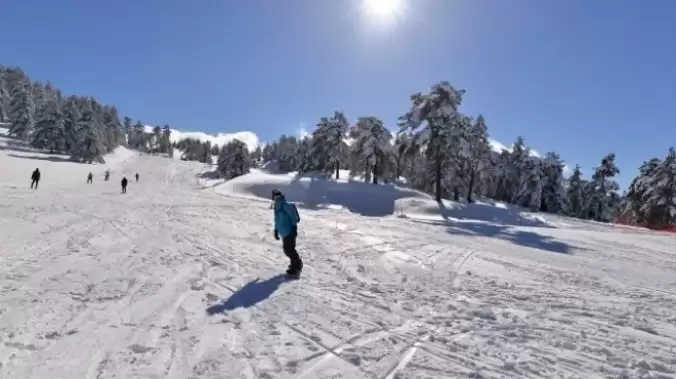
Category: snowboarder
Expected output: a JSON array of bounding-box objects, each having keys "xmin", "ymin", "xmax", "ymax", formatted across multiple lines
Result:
[
  {"xmin": 104, "ymin": 170, "xmax": 110, "ymax": 181},
  {"xmin": 272, "ymin": 189, "xmax": 303, "ymax": 278},
  {"xmin": 87, "ymin": 172, "xmax": 93, "ymax": 184},
  {"xmin": 31, "ymin": 168, "xmax": 40, "ymax": 189},
  {"xmin": 121, "ymin": 177, "xmax": 128, "ymax": 194},
  {"xmin": 135, "ymin": 173, "xmax": 139, "ymax": 182}
]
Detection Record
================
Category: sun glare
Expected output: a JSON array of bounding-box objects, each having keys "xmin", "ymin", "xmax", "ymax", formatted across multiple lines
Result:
[{"xmin": 362, "ymin": 0, "xmax": 405, "ymax": 23}]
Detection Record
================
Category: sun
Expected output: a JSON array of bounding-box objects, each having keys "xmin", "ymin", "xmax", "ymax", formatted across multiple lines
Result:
[{"xmin": 362, "ymin": 0, "xmax": 405, "ymax": 22}]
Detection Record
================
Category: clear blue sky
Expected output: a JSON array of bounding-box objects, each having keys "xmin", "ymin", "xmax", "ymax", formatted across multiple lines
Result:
[{"xmin": 2, "ymin": 0, "xmax": 675, "ymax": 187}]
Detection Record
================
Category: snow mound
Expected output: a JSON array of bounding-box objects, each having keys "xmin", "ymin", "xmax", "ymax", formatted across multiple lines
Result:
[
  {"xmin": 213, "ymin": 168, "xmax": 553, "ymax": 224},
  {"xmin": 216, "ymin": 169, "xmax": 428, "ymax": 217},
  {"xmin": 395, "ymin": 197, "xmax": 551, "ymax": 227}
]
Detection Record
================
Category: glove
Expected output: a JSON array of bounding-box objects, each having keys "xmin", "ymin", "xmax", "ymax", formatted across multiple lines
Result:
[{"xmin": 274, "ymin": 229, "xmax": 280, "ymax": 240}]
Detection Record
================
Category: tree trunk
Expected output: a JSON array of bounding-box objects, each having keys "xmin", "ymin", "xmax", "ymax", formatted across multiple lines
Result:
[
  {"xmin": 395, "ymin": 155, "xmax": 401, "ymax": 178},
  {"xmin": 467, "ymin": 168, "xmax": 475, "ymax": 203},
  {"xmin": 373, "ymin": 163, "xmax": 378, "ymax": 184},
  {"xmin": 597, "ymin": 180, "xmax": 605, "ymax": 221},
  {"xmin": 434, "ymin": 152, "xmax": 442, "ymax": 202}
]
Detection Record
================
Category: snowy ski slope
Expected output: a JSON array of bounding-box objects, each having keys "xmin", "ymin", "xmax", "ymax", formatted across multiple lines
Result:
[{"xmin": 1, "ymin": 132, "xmax": 675, "ymax": 378}]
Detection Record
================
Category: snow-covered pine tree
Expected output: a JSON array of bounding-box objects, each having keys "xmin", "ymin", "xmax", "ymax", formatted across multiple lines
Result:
[
  {"xmin": 398, "ymin": 81, "xmax": 466, "ymax": 202},
  {"xmin": 348, "ymin": 116, "xmax": 395, "ymax": 184},
  {"xmin": 31, "ymin": 97, "xmax": 66, "ymax": 152},
  {"xmin": 488, "ymin": 149, "xmax": 512, "ymax": 202},
  {"xmin": 566, "ymin": 164, "xmax": 585, "ymax": 217},
  {"xmin": 152, "ymin": 125, "xmax": 162, "ymax": 153},
  {"xmin": 506, "ymin": 137, "xmax": 530, "ymax": 203},
  {"xmin": 311, "ymin": 111, "xmax": 349, "ymax": 179},
  {"xmin": 217, "ymin": 139, "xmax": 251, "ymax": 179},
  {"xmin": 132, "ymin": 121, "xmax": 146, "ymax": 151},
  {"xmin": 101, "ymin": 105, "xmax": 125, "ymax": 152},
  {"xmin": 620, "ymin": 158, "xmax": 659, "ymax": 225},
  {"xmin": 31, "ymin": 81, "xmax": 47, "ymax": 117},
  {"xmin": 8, "ymin": 78, "xmax": 36, "ymax": 140},
  {"xmin": 513, "ymin": 156, "xmax": 543, "ymax": 211},
  {"xmin": 539, "ymin": 152, "xmax": 567, "ymax": 214},
  {"xmin": 70, "ymin": 100, "xmax": 106, "ymax": 163},
  {"xmin": 61, "ymin": 96, "xmax": 81, "ymax": 153},
  {"xmin": 591, "ymin": 153, "xmax": 620, "ymax": 221},
  {"xmin": 123, "ymin": 117, "xmax": 133, "ymax": 143},
  {"xmin": 251, "ymin": 145, "xmax": 262, "ymax": 165},
  {"xmin": 277, "ymin": 135, "xmax": 300, "ymax": 172},
  {"xmin": 296, "ymin": 137, "xmax": 314, "ymax": 174},
  {"xmin": 442, "ymin": 114, "xmax": 474, "ymax": 201},
  {"xmin": 476, "ymin": 148, "xmax": 500, "ymax": 200},
  {"xmin": 162, "ymin": 125, "xmax": 172, "ymax": 153},
  {"xmin": 464, "ymin": 114, "xmax": 491, "ymax": 202},
  {"xmin": 643, "ymin": 148, "xmax": 676, "ymax": 227},
  {"xmin": 262, "ymin": 143, "xmax": 276, "ymax": 163},
  {"xmin": 393, "ymin": 134, "xmax": 410, "ymax": 179},
  {"xmin": 0, "ymin": 69, "xmax": 8, "ymax": 122},
  {"xmin": 203, "ymin": 141, "xmax": 212, "ymax": 163}
]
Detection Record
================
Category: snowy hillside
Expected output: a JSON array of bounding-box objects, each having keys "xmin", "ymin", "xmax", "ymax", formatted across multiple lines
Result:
[
  {"xmin": 143, "ymin": 125, "xmax": 260, "ymax": 151},
  {"xmin": 0, "ymin": 127, "xmax": 137, "ymax": 189},
  {"xmin": 1, "ymin": 134, "xmax": 675, "ymax": 378}
]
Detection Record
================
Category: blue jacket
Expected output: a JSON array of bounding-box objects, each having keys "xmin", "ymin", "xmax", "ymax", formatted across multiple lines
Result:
[{"xmin": 274, "ymin": 197, "xmax": 298, "ymax": 238}]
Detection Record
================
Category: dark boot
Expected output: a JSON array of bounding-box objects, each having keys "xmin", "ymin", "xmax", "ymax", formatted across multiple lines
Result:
[{"xmin": 282, "ymin": 227, "xmax": 302, "ymax": 274}]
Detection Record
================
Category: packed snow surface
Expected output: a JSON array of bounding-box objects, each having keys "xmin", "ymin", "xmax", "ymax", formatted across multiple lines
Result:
[{"xmin": 1, "ymin": 132, "xmax": 676, "ymax": 378}]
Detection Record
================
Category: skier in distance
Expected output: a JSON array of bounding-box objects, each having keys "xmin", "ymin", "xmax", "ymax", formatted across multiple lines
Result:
[
  {"xmin": 87, "ymin": 172, "xmax": 93, "ymax": 184},
  {"xmin": 121, "ymin": 177, "xmax": 128, "ymax": 194},
  {"xmin": 30, "ymin": 168, "xmax": 40, "ymax": 189},
  {"xmin": 272, "ymin": 189, "xmax": 303, "ymax": 278}
]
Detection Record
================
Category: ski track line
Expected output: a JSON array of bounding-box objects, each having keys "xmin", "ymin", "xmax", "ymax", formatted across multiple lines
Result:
[
  {"xmin": 450, "ymin": 249, "xmax": 478, "ymax": 286},
  {"xmin": 292, "ymin": 330, "xmax": 376, "ymax": 379},
  {"xmin": 381, "ymin": 334, "xmax": 431, "ymax": 379},
  {"xmin": 283, "ymin": 322, "xmax": 374, "ymax": 379},
  {"xmin": 635, "ymin": 286, "xmax": 676, "ymax": 297},
  {"xmin": 162, "ymin": 298, "xmax": 190, "ymax": 379},
  {"xmin": 84, "ymin": 349, "xmax": 108, "ymax": 379},
  {"xmin": 293, "ymin": 321, "xmax": 426, "ymax": 379},
  {"xmin": 82, "ymin": 279, "xmax": 194, "ymax": 379},
  {"xmin": 204, "ymin": 277, "xmax": 376, "ymax": 378}
]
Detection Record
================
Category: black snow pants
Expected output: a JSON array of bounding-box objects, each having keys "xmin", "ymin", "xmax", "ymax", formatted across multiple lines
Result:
[
  {"xmin": 282, "ymin": 227, "xmax": 303, "ymax": 273},
  {"xmin": 31, "ymin": 179, "xmax": 39, "ymax": 189}
]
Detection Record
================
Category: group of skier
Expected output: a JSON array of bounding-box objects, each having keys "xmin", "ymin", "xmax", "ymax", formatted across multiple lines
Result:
[
  {"xmin": 30, "ymin": 168, "xmax": 139, "ymax": 194},
  {"xmin": 29, "ymin": 168, "xmax": 303, "ymax": 278}
]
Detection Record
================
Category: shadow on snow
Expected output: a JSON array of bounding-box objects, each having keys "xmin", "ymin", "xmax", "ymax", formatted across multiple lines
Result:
[
  {"xmin": 206, "ymin": 274, "xmax": 287, "ymax": 315},
  {"xmin": 243, "ymin": 175, "xmax": 426, "ymax": 217},
  {"xmin": 411, "ymin": 216, "xmax": 575, "ymax": 255}
]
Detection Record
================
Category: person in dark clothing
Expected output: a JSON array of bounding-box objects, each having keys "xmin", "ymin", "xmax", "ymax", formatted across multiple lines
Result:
[
  {"xmin": 104, "ymin": 170, "xmax": 110, "ymax": 181},
  {"xmin": 31, "ymin": 168, "xmax": 40, "ymax": 189},
  {"xmin": 135, "ymin": 173, "xmax": 139, "ymax": 182},
  {"xmin": 121, "ymin": 177, "xmax": 128, "ymax": 194},
  {"xmin": 87, "ymin": 172, "xmax": 93, "ymax": 184},
  {"xmin": 272, "ymin": 189, "xmax": 302, "ymax": 276}
]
